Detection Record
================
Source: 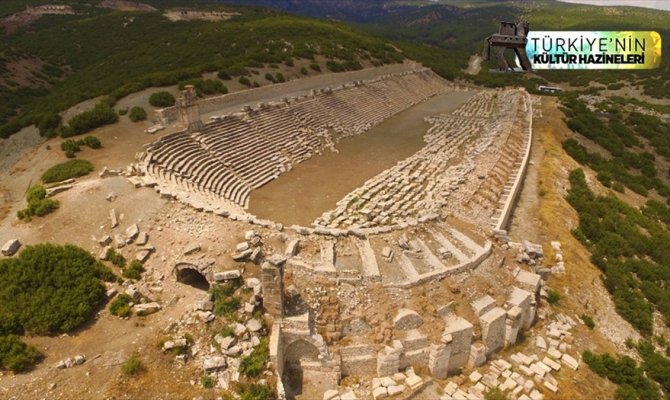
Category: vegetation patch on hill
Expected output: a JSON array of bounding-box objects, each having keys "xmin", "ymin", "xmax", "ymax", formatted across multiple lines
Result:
[
  {"xmin": 41, "ymin": 159, "xmax": 94, "ymax": 183},
  {"xmin": 0, "ymin": 5, "xmax": 403, "ymax": 139},
  {"xmin": 0, "ymin": 244, "xmax": 115, "ymax": 372},
  {"xmin": 566, "ymin": 169, "xmax": 670, "ymax": 336},
  {"xmin": 16, "ymin": 184, "xmax": 59, "ymax": 220},
  {"xmin": 560, "ymin": 95, "xmax": 670, "ymax": 202}
]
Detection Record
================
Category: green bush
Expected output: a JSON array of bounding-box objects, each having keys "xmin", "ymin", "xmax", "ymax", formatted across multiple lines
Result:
[
  {"xmin": 67, "ymin": 102, "xmax": 118, "ymax": 136},
  {"xmin": 149, "ymin": 91, "xmax": 176, "ymax": 108},
  {"xmin": 217, "ymin": 70, "xmax": 231, "ymax": 80},
  {"xmin": 61, "ymin": 139, "xmax": 80, "ymax": 158},
  {"xmin": 17, "ymin": 185, "xmax": 59, "ymax": 221},
  {"xmin": 236, "ymin": 383, "xmax": 275, "ymax": 400},
  {"xmin": 201, "ymin": 375, "xmax": 214, "ymax": 389},
  {"xmin": 118, "ymin": 107, "xmax": 128, "ymax": 116},
  {"xmin": 0, "ymin": 335, "xmax": 43, "ymax": 373},
  {"xmin": 580, "ymin": 314, "xmax": 595, "ymax": 329},
  {"xmin": 60, "ymin": 136, "xmax": 101, "ymax": 157},
  {"xmin": 264, "ymin": 72, "xmax": 275, "ymax": 83},
  {"xmin": 309, "ymin": 63, "xmax": 321, "ymax": 72},
  {"xmin": 106, "ymin": 248, "xmax": 126, "ymax": 268},
  {"xmin": 210, "ymin": 281, "xmax": 242, "ymax": 318},
  {"xmin": 0, "ymin": 244, "xmax": 113, "ymax": 336},
  {"xmin": 240, "ymin": 337, "xmax": 269, "ymax": 377},
  {"xmin": 109, "ymin": 294, "xmax": 132, "ymax": 318},
  {"xmin": 128, "ymin": 106, "xmax": 147, "ymax": 122},
  {"xmin": 300, "ymin": 66, "xmax": 308, "ymax": 75},
  {"xmin": 41, "ymin": 159, "xmax": 94, "ymax": 183},
  {"xmin": 220, "ymin": 325, "xmax": 235, "ymax": 338},
  {"xmin": 83, "ymin": 136, "xmax": 102, "ymax": 149},
  {"xmin": 238, "ymin": 76, "xmax": 251, "ymax": 87},
  {"xmin": 123, "ymin": 260, "xmax": 145, "ymax": 280},
  {"xmin": 37, "ymin": 113, "xmax": 62, "ymax": 138},
  {"xmin": 583, "ymin": 350, "xmax": 660, "ymax": 400},
  {"xmin": 275, "ymin": 72, "xmax": 285, "ymax": 83},
  {"xmin": 192, "ymin": 79, "xmax": 228, "ymax": 95},
  {"xmin": 121, "ymin": 354, "xmax": 144, "ymax": 376},
  {"xmin": 547, "ymin": 289, "xmax": 561, "ymax": 305}
]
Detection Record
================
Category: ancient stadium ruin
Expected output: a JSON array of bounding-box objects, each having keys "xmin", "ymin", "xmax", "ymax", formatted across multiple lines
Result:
[{"xmin": 130, "ymin": 65, "xmax": 536, "ymax": 398}]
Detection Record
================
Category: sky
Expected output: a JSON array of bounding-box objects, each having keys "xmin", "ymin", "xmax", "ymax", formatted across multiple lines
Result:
[{"xmin": 558, "ymin": 0, "xmax": 670, "ymax": 11}]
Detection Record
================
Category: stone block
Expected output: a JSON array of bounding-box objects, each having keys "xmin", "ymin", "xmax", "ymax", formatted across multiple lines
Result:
[
  {"xmin": 516, "ymin": 270, "xmax": 541, "ymax": 294},
  {"xmin": 480, "ymin": 307, "xmax": 506, "ymax": 355},
  {"xmin": 443, "ymin": 316, "xmax": 473, "ymax": 372},
  {"xmin": 1, "ymin": 239, "xmax": 21, "ymax": 256},
  {"xmin": 471, "ymin": 295, "xmax": 495, "ymax": 316},
  {"xmin": 393, "ymin": 309, "xmax": 423, "ymax": 330}
]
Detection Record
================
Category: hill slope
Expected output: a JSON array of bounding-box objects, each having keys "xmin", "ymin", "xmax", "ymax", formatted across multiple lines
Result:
[
  {"xmin": 223, "ymin": 0, "xmax": 670, "ymax": 96},
  {"xmin": 0, "ymin": 2, "xmax": 404, "ymax": 138}
]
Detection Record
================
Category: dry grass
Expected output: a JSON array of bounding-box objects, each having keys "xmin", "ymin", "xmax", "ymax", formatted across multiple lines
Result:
[{"xmin": 532, "ymin": 96, "xmax": 638, "ymax": 399}]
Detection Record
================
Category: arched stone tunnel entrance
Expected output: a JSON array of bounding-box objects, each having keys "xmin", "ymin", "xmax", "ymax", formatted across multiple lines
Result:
[
  {"xmin": 176, "ymin": 267, "xmax": 210, "ymax": 290},
  {"xmin": 282, "ymin": 339, "xmax": 322, "ymax": 400}
]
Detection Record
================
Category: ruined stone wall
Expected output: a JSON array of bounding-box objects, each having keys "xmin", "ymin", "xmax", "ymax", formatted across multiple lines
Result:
[{"xmin": 494, "ymin": 91, "xmax": 533, "ymax": 230}]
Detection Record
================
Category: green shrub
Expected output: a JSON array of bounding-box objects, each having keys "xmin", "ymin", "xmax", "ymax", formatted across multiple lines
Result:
[
  {"xmin": 583, "ymin": 350, "xmax": 660, "ymax": 400},
  {"xmin": 68, "ymin": 102, "xmax": 118, "ymax": 136},
  {"xmin": 613, "ymin": 182, "xmax": 625, "ymax": 193},
  {"xmin": 309, "ymin": 63, "xmax": 321, "ymax": 72},
  {"xmin": 0, "ymin": 244, "xmax": 113, "ymax": 336},
  {"xmin": 580, "ymin": 314, "xmax": 595, "ymax": 329},
  {"xmin": 196, "ymin": 79, "xmax": 228, "ymax": 95},
  {"xmin": 547, "ymin": 289, "xmax": 561, "ymax": 305},
  {"xmin": 41, "ymin": 159, "xmax": 94, "ymax": 183},
  {"xmin": 326, "ymin": 60, "xmax": 344, "ymax": 72},
  {"xmin": 149, "ymin": 91, "xmax": 176, "ymax": 108},
  {"xmin": 123, "ymin": 260, "xmax": 145, "ymax": 280},
  {"xmin": 83, "ymin": 136, "xmax": 102, "ymax": 149},
  {"xmin": 238, "ymin": 76, "xmax": 251, "ymax": 87},
  {"xmin": 275, "ymin": 72, "xmax": 285, "ymax": 83},
  {"xmin": 284, "ymin": 59, "xmax": 294, "ymax": 67},
  {"xmin": 118, "ymin": 107, "xmax": 128, "ymax": 116},
  {"xmin": 217, "ymin": 70, "xmax": 231, "ymax": 80},
  {"xmin": 60, "ymin": 136, "xmax": 101, "ymax": 157},
  {"xmin": 210, "ymin": 281, "xmax": 242, "ymax": 318},
  {"xmin": 106, "ymin": 248, "xmax": 126, "ymax": 268},
  {"xmin": 37, "ymin": 113, "xmax": 61, "ymax": 138},
  {"xmin": 201, "ymin": 375, "xmax": 214, "ymax": 388},
  {"xmin": 0, "ymin": 335, "xmax": 43, "ymax": 373},
  {"xmin": 128, "ymin": 106, "xmax": 147, "ymax": 122},
  {"xmin": 236, "ymin": 383, "xmax": 275, "ymax": 400},
  {"xmin": 17, "ymin": 185, "xmax": 59, "ymax": 221},
  {"xmin": 597, "ymin": 171, "xmax": 612, "ymax": 188},
  {"xmin": 61, "ymin": 139, "xmax": 80, "ymax": 158},
  {"xmin": 121, "ymin": 354, "xmax": 144, "ymax": 376},
  {"xmin": 300, "ymin": 66, "xmax": 308, "ymax": 75},
  {"xmin": 227, "ymin": 64, "xmax": 249, "ymax": 77},
  {"xmin": 240, "ymin": 337, "xmax": 269, "ymax": 377},
  {"xmin": 109, "ymin": 294, "xmax": 132, "ymax": 318},
  {"xmin": 264, "ymin": 72, "xmax": 275, "ymax": 83},
  {"xmin": 220, "ymin": 325, "xmax": 235, "ymax": 338}
]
